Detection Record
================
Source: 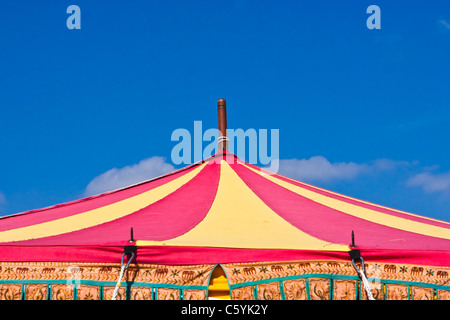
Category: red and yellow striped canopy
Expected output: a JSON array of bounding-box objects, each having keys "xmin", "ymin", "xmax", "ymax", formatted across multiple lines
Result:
[{"xmin": 1, "ymin": 152, "xmax": 449, "ymax": 266}]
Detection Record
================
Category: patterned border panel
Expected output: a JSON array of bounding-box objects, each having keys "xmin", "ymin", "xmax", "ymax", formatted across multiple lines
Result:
[
  {"xmin": 385, "ymin": 284, "xmax": 409, "ymax": 300},
  {"xmin": 103, "ymin": 286, "xmax": 126, "ymax": 300},
  {"xmin": 411, "ymin": 286, "xmax": 434, "ymax": 300},
  {"xmin": 438, "ymin": 289, "xmax": 450, "ymax": 300},
  {"xmin": 360, "ymin": 279, "xmax": 383, "ymax": 300},
  {"xmin": 184, "ymin": 289, "xmax": 207, "ymax": 300},
  {"xmin": 256, "ymin": 282, "xmax": 282, "ymax": 300},
  {"xmin": 0, "ymin": 283, "xmax": 22, "ymax": 300},
  {"xmin": 1, "ymin": 260, "xmax": 449, "ymax": 300},
  {"xmin": 283, "ymin": 279, "xmax": 307, "ymax": 300},
  {"xmin": 0, "ymin": 262, "xmax": 214, "ymax": 300},
  {"xmin": 25, "ymin": 284, "xmax": 48, "ymax": 300},
  {"xmin": 221, "ymin": 260, "xmax": 450, "ymax": 287},
  {"xmin": 221, "ymin": 260, "xmax": 450, "ymax": 300},
  {"xmin": 333, "ymin": 279, "xmax": 357, "ymax": 300},
  {"xmin": 77, "ymin": 285, "xmax": 101, "ymax": 300},
  {"xmin": 157, "ymin": 288, "xmax": 179, "ymax": 300},
  {"xmin": 231, "ymin": 286, "xmax": 254, "ymax": 300},
  {"xmin": 130, "ymin": 287, "xmax": 153, "ymax": 300},
  {"xmin": 309, "ymin": 278, "xmax": 331, "ymax": 300},
  {"xmin": 0, "ymin": 262, "xmax": 214, "ymax": 287},
  {"xmin": 51, "ymin": 284, "xmax": 74, "ymax": 300}
]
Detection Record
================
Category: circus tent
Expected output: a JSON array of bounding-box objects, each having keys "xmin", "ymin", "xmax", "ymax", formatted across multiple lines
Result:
[{"xmin": 0, "ymin": 99, "xmax": 449, "ymax": 300}]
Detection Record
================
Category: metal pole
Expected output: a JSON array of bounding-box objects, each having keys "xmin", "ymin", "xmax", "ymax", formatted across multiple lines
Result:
[{"xmin": 217, "ymin": 98, "xmax": 228, "ymax": 152}]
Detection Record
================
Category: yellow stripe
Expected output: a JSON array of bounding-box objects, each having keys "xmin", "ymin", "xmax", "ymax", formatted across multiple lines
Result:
[
  {"xmin": 243, "ymin": 164, "xmax": 450, "ymax": 240},
  {"xmin": 272, "ymin": 170, "xmax": 450, "ymax": 225},
  {"xmin": 137, "ymin": 160, "xmax": 349, "ymax": 251},
  {"xmin": 0, "ymin": 164, "xmax": 206, "ymax": 242}
]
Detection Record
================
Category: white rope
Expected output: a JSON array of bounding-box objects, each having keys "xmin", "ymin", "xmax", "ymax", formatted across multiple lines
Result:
[
  {"xmin": 111, "ymin": 265, "xmax": 126, "ymax": 300},
  {"xmin": 357, "ymin": 268, "xmax": 375, "ymax": 300},
  {"xmin": 217, "ymin": 136, "xmax": 229, "ymax": 142}
]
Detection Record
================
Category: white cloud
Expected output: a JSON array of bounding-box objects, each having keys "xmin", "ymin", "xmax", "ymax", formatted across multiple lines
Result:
[
  {"xmin": 277, "ymin": 156, "xmax": 370, "ymax": 182},
  {"xmin": 277, "ymin": 156, "xmax": 411, "ymax": 183},
  {"xmin": 84, "ymin": 156, "xmax": 175, "ymax": 196},
  {"xmin": 0, "ymin": 191, "xmax": 6, "ymax": 215},
  {"xmin": 370, "ymin": 158, "xmax": 413, "ymax": 171},
  {"xmin": 438, "ymin": 19, "xmax": 450, "ymax": 30},
  {"xmin": 407, "ymin": 171, "xmax": 450, "ymax": 193}
]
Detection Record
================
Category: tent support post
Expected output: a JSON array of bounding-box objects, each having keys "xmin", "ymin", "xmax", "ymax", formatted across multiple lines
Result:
[{"xmin": 217, "ymin": 98, "xmax": 228, "ymax": 152}]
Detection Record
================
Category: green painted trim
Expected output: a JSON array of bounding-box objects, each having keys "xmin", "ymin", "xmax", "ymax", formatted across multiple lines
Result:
[
  {"xmin": 46, "ymin": 284, "xmax": 50, "ymax": 300},
  {"xmin": 367, "ymin": 277, "xmax": 450, "ymax": 291},
  {"xmin": 217, "ymin": 264, "xmax": 232, "ymax": 300},
  {"xmin": 22, "ymin": 284, "xmax": 27, "ymax": 301},
  {"xmin": 356, "ymin": 280, "xmax": 360, "ymax": 300},
  {"xmin": 228, "ymin": 273, "xmax": 450, "ymax": 292},
  {"xmin": 0, "ymin": 279, "xmax": 206, "ymax": 301},
  {"xmin": 305, "ymin": 278, "xmax": 311, "ymax": 300},
  {"xmin": 125, "ymin": 281, "xmax": 132, "ymax": 300},
  {"xmin": 73, "ymin": 284, "xmax": 78, "ymax": 300},
  {"xmin": 100, "ymin": 286, "xmax": 104, "ymax": 301},
  {"xmin": 2, "ymin": 274, "xmax": 449, "ymax": 300},
  {"xmin": 205, "ymin": 264, "xmax": 218, "ymax": 299},
  {"xmin": 48, "ymin": 284, "xmax": 52, "ymax": 301},
  {"xmin": 229, "ymin": 273, "xmax": 360, "ymax": 289},
  {"xmin": 329, "ymin": 278, "xmax": 334, "ymax": 300},
  {"xmin": 279, "ymin": 281, "xmax": 286, "ymax": 300},
  {"xmin": 253, "ymin": 285, "xmax": 258, "ymax": 300}
]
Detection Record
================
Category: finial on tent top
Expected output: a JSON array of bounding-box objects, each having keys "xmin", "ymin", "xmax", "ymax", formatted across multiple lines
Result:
[
  {"xmin": 129, "ymin": 227, "xmax": 135, "ymax": 243},
  {"xmin": 350, "ymin": 230, "xmax": 356, "ymax": 248},
  {"xmin": 217, "ymin": 98, "xmax": 228, "ymax": 152}
]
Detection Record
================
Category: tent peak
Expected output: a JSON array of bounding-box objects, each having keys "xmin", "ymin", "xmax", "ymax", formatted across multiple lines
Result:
[{"xmin": 203, "ymin": 150, "xmax": 239, "ymax": 164}]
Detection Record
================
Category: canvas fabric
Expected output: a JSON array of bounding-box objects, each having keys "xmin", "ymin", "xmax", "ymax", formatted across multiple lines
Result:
[
  {"xmin": 221, "ymin": 260, "xmax": 450, "ymax": 300},
  {"xmin": 0, "ymin": 262, "xmax": 212, "ymax": 300},
  {"xmin": 1, "ymin": 155, "xmax": 449, "ymax": 267}
]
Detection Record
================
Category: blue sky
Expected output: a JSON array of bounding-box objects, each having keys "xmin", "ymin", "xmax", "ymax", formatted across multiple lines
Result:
[{"xmin": 0, "ymin": 1, "xmax": 449, "ymax": 221}]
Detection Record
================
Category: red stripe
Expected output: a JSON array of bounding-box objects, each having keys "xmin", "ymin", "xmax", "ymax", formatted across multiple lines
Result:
[
  {"xmin": 275, "ymin": 175, "xmax": 449, "ymax": 228},
  {"xmin": 231, "ymin": 162, "xmax": 450, "ymax": 251},
  {"xmin": 0, "ymin": 245, "xmax": 449, "ymax": 267},
  {"xmin": 243, "ymin": 162, "xmax": 450, "ymax": 228},
  {"xmin": 0, "ymin": 165, "xmax": 199, "ymax": 232},
  {"xmin": 6, "ymin": 162, "xmax": 220, "ymax": 246}
]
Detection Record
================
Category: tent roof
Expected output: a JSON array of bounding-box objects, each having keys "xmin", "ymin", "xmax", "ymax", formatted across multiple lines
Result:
[{"xmin": 1, "ymin": 152, "xmax": 449, "ymax": 266}]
